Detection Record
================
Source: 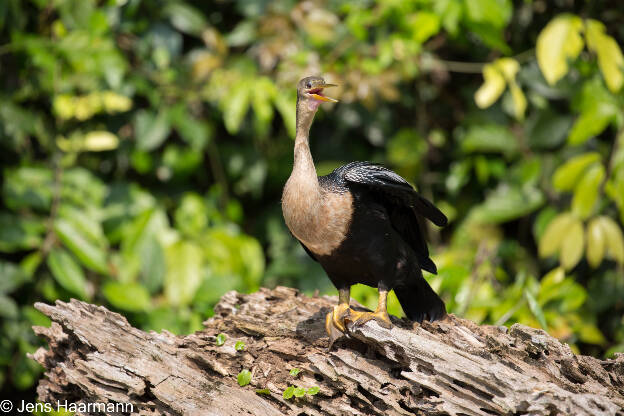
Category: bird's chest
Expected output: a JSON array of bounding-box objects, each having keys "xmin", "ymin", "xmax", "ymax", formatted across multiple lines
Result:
[{"xmin": 282, "ymin": 181, "xmax": 353, "ymax": 256}]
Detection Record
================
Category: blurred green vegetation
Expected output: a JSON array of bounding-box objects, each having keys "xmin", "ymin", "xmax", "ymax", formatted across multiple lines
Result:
[{"xmin": 1, "ymin": 0, "xmax": 624, "ymax": 400}]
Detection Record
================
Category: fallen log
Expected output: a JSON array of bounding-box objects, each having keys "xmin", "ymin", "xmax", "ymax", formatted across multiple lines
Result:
[{"xmin": 31, "ymin": 286, "xmax": 624, "ymax": 415}]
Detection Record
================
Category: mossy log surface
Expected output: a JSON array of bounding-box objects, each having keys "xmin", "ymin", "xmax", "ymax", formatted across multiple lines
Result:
[{"xmin": 31, "ymin": 286, "xmax": 624, "ymax": 415}]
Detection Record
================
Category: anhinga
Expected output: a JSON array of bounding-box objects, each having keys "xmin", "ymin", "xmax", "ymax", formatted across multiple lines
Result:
[{"xmin": 282, "ymin": 76, "xmax": 447, "ymax": 346}]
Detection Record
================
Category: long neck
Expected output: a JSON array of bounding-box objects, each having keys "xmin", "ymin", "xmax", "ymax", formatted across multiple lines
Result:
[{"xmin": 293, "ymin": 97, "xmax": 320, "ymax": 184}]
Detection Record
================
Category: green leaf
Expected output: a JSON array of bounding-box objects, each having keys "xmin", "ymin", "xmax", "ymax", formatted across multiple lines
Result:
[
  {"xmin": 471, "ymin": 185, "xmax": 544, "ymax": 224},
  {"xmin": 0, "ymin": 214, "xmax": 44, "ymax": 253},
  {"xmin": 255, "ymin": 388, "xmax": 271, "ymax": 395},
  {"xmin": 235, "ymin": 341, "xmax": 246, "ymax": 351},
  {"xmin": 293, "ymin": 387, "xmax": 306, "ymax": 398},
  {"xmin": 560, "ymin": 217, "xmax": 584, "ymax": 270},
  {"xmin": 237, "ymin": 369, "xmax": 252, "ymax": 387},
  {"xmin": 524, "ymin": 290, "xmax": 548, "ymax": 330},
  {"xmin": 586, "ymin": 218, "xmax": 606, "ymax": 268},
  {"xmin": 464, "ymin": 0, "xmax": 512, "ymax": 28},
  {"xmin": 307, "ymin": 386, "xmax": 320, "ymax": 395},
  {"xmin": 134, "ymin": 110, "xmax": 171, "ymax": 152},
  {"xmin": 586, "ymin": 19, "xmax": 624, "ymax": 93},
  {"xmin": 536, "ymin": 14, "xmax": 584, "ymax": 86},
  {"xmin": 568, "ymin": 104, "xmax": 616, "ymax": 145},
  {"xmin": 163, "ymin": 2, "xmax": 207, "ymax": 36},
  {"xmin": 47, "ymin": 248, "xmax": 89, "ymax": 300},
  {"xmin": 526, "ymin": 110, "xmax": 573, "ymax": 150},
  {"xmin": 462, "ymin": 124, "xmax": 518, "ymax": 156},
  {"xmin": 552, "ymin": 153, "xmax": 600, "ymax": 191},
  {"xmin": 216, "ymin": 333, "xmax": 226, "ymax": 346},
  {"xmin": 539, "ymin": 212, "xmax": 575, "ymax": 258},
  {"xmin": 576, "ymin": 322, "xmax": 606, "ymax": 345},
  {"xmin": 289, "ymin": 368, "xmax": 301, "ymax": 377},
  {"xmin": 54, "ymin": 219, "xmax": 108, "ymax": 274},
  {"xmin": 572, "ymin": 164, "xmax": 605, "ymax": 219},
  {"xmin": 0, "ymin": 261, "xmax": 31, "ymax": 294},
  {"xmin": 58, "ymin": 204, "xmax": 107, "ymax": 249},
  {"xmin": 139, "ymin": 236, "xmax": 166, "ymax": 293},
  {"xmin": 410, "ymin": 12, "xmax": 441, "ymax": 43},
  {"xmin": 0, "ymin": 295, "xmax": 18, "ymax": 319},
  {"xmin": 222, "ymin": 81, "xmax": 251, "ymax": 134},
  {"xmin": 283, "ymin": 385, "xmax": 295, "ymax": 399},
  {"xmin": 102, "ymin": 281, "xmax": 151, "ymax": 312},
  {"xmin": 3, "ymin": 166, "xmax": 53, "ymax": 212},
  {"xmin": 164, "ymin": 241, "xmax": 202, "ymax": 306}
]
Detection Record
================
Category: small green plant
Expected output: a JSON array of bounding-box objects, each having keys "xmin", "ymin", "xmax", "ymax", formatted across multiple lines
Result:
[
  {"xmin": 283, "ymin": 386, "xmax": 295, "ymax": 399},
  {"xmin": 289, "ymin": 368, "xmax": 301, "ymax": 377},
  {"xmin": 282, "ymin": 385, "xmax": 320, "ymax": 399},
  {"xmin": 215, "ymin": 333, "xmax": 226, "ymax": 346},
  {"xmin": 235, "ymin": 341, "xmax": 245, "ymax": 351},
  {"xmin": 237, "ymin": 369, "xmax": 251, "ymax": 387}
]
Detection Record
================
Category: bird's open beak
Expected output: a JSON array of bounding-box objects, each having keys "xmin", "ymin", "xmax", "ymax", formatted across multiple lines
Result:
[{"xmin": 308, "ymin": 84, "xmax": 338, "ymax": 102}]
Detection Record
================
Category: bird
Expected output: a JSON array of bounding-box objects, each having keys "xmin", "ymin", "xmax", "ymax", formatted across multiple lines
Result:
[{"xmin": 282, "ymin": 76, "xmax": 447, "ymax": 347}]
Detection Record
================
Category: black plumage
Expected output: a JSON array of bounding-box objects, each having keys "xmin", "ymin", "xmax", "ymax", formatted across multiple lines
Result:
[{"xmin": 310, "ymin": 161, "xmax": 447, "ymax": 322}]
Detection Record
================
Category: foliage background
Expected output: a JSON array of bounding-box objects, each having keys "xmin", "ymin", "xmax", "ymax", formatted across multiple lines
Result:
[{"xmin": 1, "ymin": 0, "xmax": 624, "ymax": 403}]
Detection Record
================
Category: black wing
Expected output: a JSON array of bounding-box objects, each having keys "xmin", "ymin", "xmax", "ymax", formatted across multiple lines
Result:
[{"xmin": 340, "ymin": 162, "xmax": 447, "ymax": 274}]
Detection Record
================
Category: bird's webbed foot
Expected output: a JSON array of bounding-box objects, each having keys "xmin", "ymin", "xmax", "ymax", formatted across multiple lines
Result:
[
  {"xmin": 325, "ymin": 302, "xmax": 350, "ymax": 349},
  {"xmin": 348, "ymin": 309, "xmax": 393, "ymax": 329}
]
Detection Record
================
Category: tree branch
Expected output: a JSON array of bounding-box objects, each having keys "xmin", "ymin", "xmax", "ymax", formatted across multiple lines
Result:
[{"xmin": 31, "ymin": 287, "xmax": 624, "ymax": 415}]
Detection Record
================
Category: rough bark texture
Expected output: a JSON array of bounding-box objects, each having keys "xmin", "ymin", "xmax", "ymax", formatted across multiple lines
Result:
[{"xmin": 31, "ymin": 286, "xmax": 624, "ymax": 416}]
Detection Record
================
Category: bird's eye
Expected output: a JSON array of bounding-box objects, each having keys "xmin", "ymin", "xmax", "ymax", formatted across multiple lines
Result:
[{"xmin": 306, "ymin": 82, "xmax": 312, "ymax": 89}]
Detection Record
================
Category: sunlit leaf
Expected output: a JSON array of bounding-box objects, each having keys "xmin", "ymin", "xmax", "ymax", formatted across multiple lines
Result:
[
  {"xmin": 525, "ymin": 290, "xmax": 548, "ymax": 329},
  {"xmin": 237, "ymin": 369, "xmax": 252, "ymax": 387},
  {"xmin": 54, "ymin": 219, "xmax": 108, "ymax": 274},
  {"xmin": 102, "ymin": 281, "xmax": 151, "ymax": 312},
  {"xmin": 552, "ymin": 153, "xmax": 600, "ymax": 192},
  {"xmin": 586, "ymin": 19, "xmax": 624, "ymax": 93},
  {"xmin": 134, "ymin": 110, "xmax": 171, "ymax": 152},
  {"xmin": 462, "ymin": 124, "xmax": 518, "ymax": 155},
  {"xmin": 474, "ymin": 64, "xmax": 506, "ymax": 109},
  {"xmin": 222, "ymin": 81, "xmax": 251, "ymax": 135},
  {"xmin": 560, "ymin": 217, "xmax": 584, "ymax": 270},
  {"xmin": 538, "ymin": 212, "xmax": 574, "ymax": 258},
  {"xmin": 47, "ymin": 248, "xmax": 89, "ymax": 300},
  {"xmin": 164, "ymin": 241, "xmax": 203, "ymax": 306},
  {"xmin": 586, "ymin": 218, "xmax": 606, "ymax": 268},
  {"xmin": 410, "ymin": 12, "xmax": 441, "ymax": 43},
  {"xmin": 83, "ymin": 131, "xmax": 119, "ymax": 152},
  {"xmin": 293, "ymin": 387, "xmax": 306, "ymax": 398},
  {"xmin": 572, "ymin": 164, "xmax": 605, "ymax": 219},
  {"xmin": 576, "ymin": 321, "xmax": 607, "ymax": 345},
  {"xmin": 568, "ymin": 105, "xmax": 617, "ymax": 145},
  {"xmin": 536, "ymin": 14, "xmax": 584, "ymax": 86},
  {"xmin": 508, "ymin": 82, "xmax": 527, "ymax": 121},
  {"xmin": 597, "ymin": 217, "xmax": 624, "ymax": 264},
  {"xmin": 216, "ymin": 333, "xmax": 226, "ymax": 346},
  {"xmin": 283, "ymin": 386, "xmax": 295, "ymax": 399}
]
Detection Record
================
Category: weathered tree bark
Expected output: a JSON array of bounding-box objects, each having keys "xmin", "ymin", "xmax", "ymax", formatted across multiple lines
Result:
[{"xmin": 31, "ymin": 286, "xmax": 624, "ymax": 416}]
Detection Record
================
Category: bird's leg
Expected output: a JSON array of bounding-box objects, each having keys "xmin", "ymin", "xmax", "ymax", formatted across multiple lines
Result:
[
  {"xmin": 325, "ymin": 287, "xmax": 351, "ymax": 348},
  {"xmin": 348, "ymin": 286, "xmax": 393, "ymax": 329}
]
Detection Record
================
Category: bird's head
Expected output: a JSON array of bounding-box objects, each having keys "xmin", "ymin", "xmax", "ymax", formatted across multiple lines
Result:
[{"xmin": 297, "ymin": 76, "xmax": 338, "ymax": 112}]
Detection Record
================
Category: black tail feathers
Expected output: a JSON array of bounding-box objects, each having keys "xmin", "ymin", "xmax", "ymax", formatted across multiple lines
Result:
[{"xmin": 394, "ymin": 273, "xmax": 446, "ymax": 323}]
